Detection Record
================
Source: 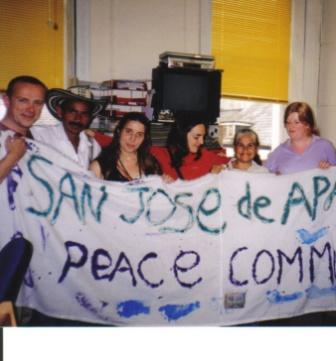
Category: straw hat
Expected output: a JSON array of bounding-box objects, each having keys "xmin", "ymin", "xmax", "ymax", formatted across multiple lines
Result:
[{"xmin": 46, "ymin": 86, "xmax": 107, "ymax": 120}]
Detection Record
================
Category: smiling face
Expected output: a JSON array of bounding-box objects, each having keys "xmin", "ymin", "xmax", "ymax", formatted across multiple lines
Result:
[
  {"xmin": 285, "ymin": 112, "xmax": 311, "ymax": 141},
  {"xmin": 3, "ymin": 82, "xmax": 46, "ymax": 134},
  {"xmin": 234, "ymin": 134, "xmax": 257, "ymax": 165},
  {"xmin": 187, "ymin": 124, "xmax": 206, "ymax": 153},
  {"xmin": 57, "ymin": 100, "xmax": 92, "ymax": 138},
  {"xmin": 119, "ymin": 120, "xmax": 145, "ymax": 154}
]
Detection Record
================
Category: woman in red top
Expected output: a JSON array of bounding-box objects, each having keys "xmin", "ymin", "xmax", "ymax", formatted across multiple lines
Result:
[{"xmin": 151, "ymin": 112, "xmax": 229, "ymax": 181}]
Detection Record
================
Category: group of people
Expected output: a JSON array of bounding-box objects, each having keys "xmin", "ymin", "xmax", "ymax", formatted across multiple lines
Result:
[
  {"xmin": 1, "ymin": 75, "xmax": 336, "ymax": 187},
  {"xmin": 1, "ymin": 75, "xmax": 336, "ymax": 327},
  {"xmin": 87, "ymin": 100, "xmax": 336, "ymax": 180},
  {"xmin": 0, "ymin": 75, "xmax": 103, "ymax": 182}
]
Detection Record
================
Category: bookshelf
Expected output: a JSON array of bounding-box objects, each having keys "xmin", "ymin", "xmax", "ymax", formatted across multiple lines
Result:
[{"xmin": 78, "ymin": 79, "xmax": 150, "ymax": 133}]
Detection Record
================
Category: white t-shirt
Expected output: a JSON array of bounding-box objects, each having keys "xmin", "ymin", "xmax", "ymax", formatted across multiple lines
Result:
[
  {"xmin": 226, "ymin": 158, "xmax": 269, "ymax": 173},
  {"xmin": 31, "ymin": 122, "xmax": 101, "ymax": 169}
]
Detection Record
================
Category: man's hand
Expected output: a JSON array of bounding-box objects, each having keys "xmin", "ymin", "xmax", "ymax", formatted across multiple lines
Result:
[
  {"xmin": 5, "ymin": 136, "xmax": 27, "ymax": 163},
  {"xmin": 0, "ymin": 136, "xmax": 27, "ymax": 183}
]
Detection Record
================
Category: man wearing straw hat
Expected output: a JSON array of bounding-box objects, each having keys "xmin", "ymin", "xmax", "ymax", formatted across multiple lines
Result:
[{"xmin": 32, "ymin": 87, "xmax": 106, "ymax": 169}]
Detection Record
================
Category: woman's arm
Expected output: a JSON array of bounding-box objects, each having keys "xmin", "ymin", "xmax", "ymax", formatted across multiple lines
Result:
[
  {"xmin": 89, "ymin": 160, "xmax": 104, "ymax": 179},
  {"xmin": 208, "ymin": 149, "xmax": 230, "ymax": 165},
  {"xmin": 85, "ymin": 130, "xmax": 113, "ymax": 148}
]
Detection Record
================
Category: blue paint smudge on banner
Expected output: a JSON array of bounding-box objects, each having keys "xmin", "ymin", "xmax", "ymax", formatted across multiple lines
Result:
[
  {"xmin": 40, "ymin": 225, "xmax": 48, "ymax": 251},
  {"xmin": 27, "ymin": 141, "xmax": 39, "ymax": 152},
  {"xmin": 23, "ymin": 268, "xmax": 34, "ymax": 288},
  {"xmin": 296, "ymin": 227, "xmax": 328, "ymax": 245},
  {"xmin": 75, "ymin": 292, "xmax": 111, "ymax": 322},
  {"xmin": 266, "ymin": 289, "xmax": 303, "ymax": 304},
  {"xmin": 159, "ymin": 301, "xmax": 200, "ymax": 321},
  {"xmin": 6, "ymin": 167, "xmax": 23, "ymax": 210},
  {"xmin": 100, "ymin": 301, "xmax": 109, "ymax": 309},
  {"xmin": 306, "ymin": 285, "xmax": 336, "ymax": 299},
  {"xmin": 10, "ymin": 231, "xmax": 23, "ymax": 241},
  {"xmin": 117, "ymin": 300, "xmax": 150, "ymax": 318}
]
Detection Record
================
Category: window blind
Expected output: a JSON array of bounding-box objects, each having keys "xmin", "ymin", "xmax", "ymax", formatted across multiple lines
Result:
[
  {"xmin": 212, "ymin": 0, "xmax": 291, "ymax": 102},
  {"xmin": 0, "ymin": 0, "xmax": 64, "ymax": 89}
]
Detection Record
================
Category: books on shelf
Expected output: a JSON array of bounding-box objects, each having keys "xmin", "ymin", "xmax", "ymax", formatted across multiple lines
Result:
[
  {"xmin": 113, "ymin": 96, "xmax": 147, "ymax": 106},
  {"xmin": 111, "ymin": 104, "xmax": 144, "ymax": 113},
  {"xmin": 78, "ymin": 78, "xmax": 153, "ymax": 123},
  {"xmin": 101, "ymin": 79, "xmax": 148, "ymax": 91}
]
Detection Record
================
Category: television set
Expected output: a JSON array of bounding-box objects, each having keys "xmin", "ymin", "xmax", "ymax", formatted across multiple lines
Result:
[{"xmin": 151, "ymin": 67, "xmax": 222, "ymax": 124}]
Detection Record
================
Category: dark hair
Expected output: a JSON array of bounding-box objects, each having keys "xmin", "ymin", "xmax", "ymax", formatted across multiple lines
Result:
[
  {"xmin": 6, "ymin": 75, "xmax": 47, "ymax": 98},
  {"xmin": 96, "ymin": 112, "xmax": 161, "ymax": 179},
  {"xmin": 61, "ymin": 99, "xmax": 94, "ymax": 112},
  {"xmin": 233, "ymin": 128, "xmax": 263, "ymax": 166},
  {"xmin": 284, "ymin": 102, "xmax": 319, "ymax": 136},
  {"xmin": 166, "ymin": 111, "xmax": 207, "ymax": 178},
  {"xmin": 60, "ymin": 99, "xmax": 95, "ymax": 124}
]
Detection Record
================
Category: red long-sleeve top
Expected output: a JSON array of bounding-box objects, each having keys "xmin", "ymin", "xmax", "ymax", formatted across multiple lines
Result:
[
  {"xmin": 150, "ymin": 145, "xmax": 229, "ymax": 180},
  {"xmin": 93, "ymin": 131, "xmax": 229, "ymax": 180}
]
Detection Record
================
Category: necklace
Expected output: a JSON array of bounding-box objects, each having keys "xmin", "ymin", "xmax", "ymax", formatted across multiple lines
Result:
[{"xmin": 118, "ymin": 159, "xmax": 142, "ymax": 181}]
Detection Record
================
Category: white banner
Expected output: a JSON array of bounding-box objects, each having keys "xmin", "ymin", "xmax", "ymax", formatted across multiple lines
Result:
[{"xmin": 1, "ymin": 139, "xmax": 336, "ymax": 326}]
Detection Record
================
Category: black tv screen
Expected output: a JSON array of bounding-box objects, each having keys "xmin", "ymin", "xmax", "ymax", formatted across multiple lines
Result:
[{"xmin": 152, "ymin": 67, "xmax": 222, "ymax": 124}]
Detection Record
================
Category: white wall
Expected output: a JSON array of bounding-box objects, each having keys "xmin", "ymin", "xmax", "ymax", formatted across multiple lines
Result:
[
  {"xmin": 288, "ymin": 0, "xmax": 336, "ymax": 144},
  {"xmin": 289, "ymin": 0, "xmax": 322, "ymax": 110},
  {"xmin": 77, "ymin": 0, "xmax": 211, "ymax": 81},
  {"xmin": 282, "ymin": 0, "xmax": 322, "ymax": 142}
]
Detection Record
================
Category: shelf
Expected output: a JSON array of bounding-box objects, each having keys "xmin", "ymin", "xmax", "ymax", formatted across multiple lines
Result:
[{"xmin": 79, "ymin": 79, "xmax": 151, "ymax": 127}]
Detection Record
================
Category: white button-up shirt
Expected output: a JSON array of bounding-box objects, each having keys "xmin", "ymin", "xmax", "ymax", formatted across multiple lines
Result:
[{"xmin": 31, "ymin": 123, "xmax": 101, "ymax": 169}]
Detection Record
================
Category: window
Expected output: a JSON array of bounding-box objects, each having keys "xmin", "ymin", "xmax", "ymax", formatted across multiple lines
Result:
[
  {"xmin": 212, "ymin": 0, "xmax": 291, "ymax": 101},
  {"xmin": 218, "ymin": 98, "xmax": 282, "ymax": 159},
  {"xmin": 0, "ymin": 0, "xmax": 64, "ymax": 89},
  {"xmin": 212, "ymin": 1, "xmax": 291, "ymax": 156}
]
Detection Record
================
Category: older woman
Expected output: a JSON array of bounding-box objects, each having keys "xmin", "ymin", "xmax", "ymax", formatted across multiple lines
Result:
[
  {"xmin": 226, "ymin": 128, "xmax": 268, "ymax": 173},
  {"xmin": 151, "ymin": 112, "xmax": 229, "ymax": 180},
  {"xmin": 89, "ymin": 112, "xmax": 161, "ymax": 181},
  {"xmin": 265, "ymin": 102, "xmax": 336, "ymax": 174}
]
